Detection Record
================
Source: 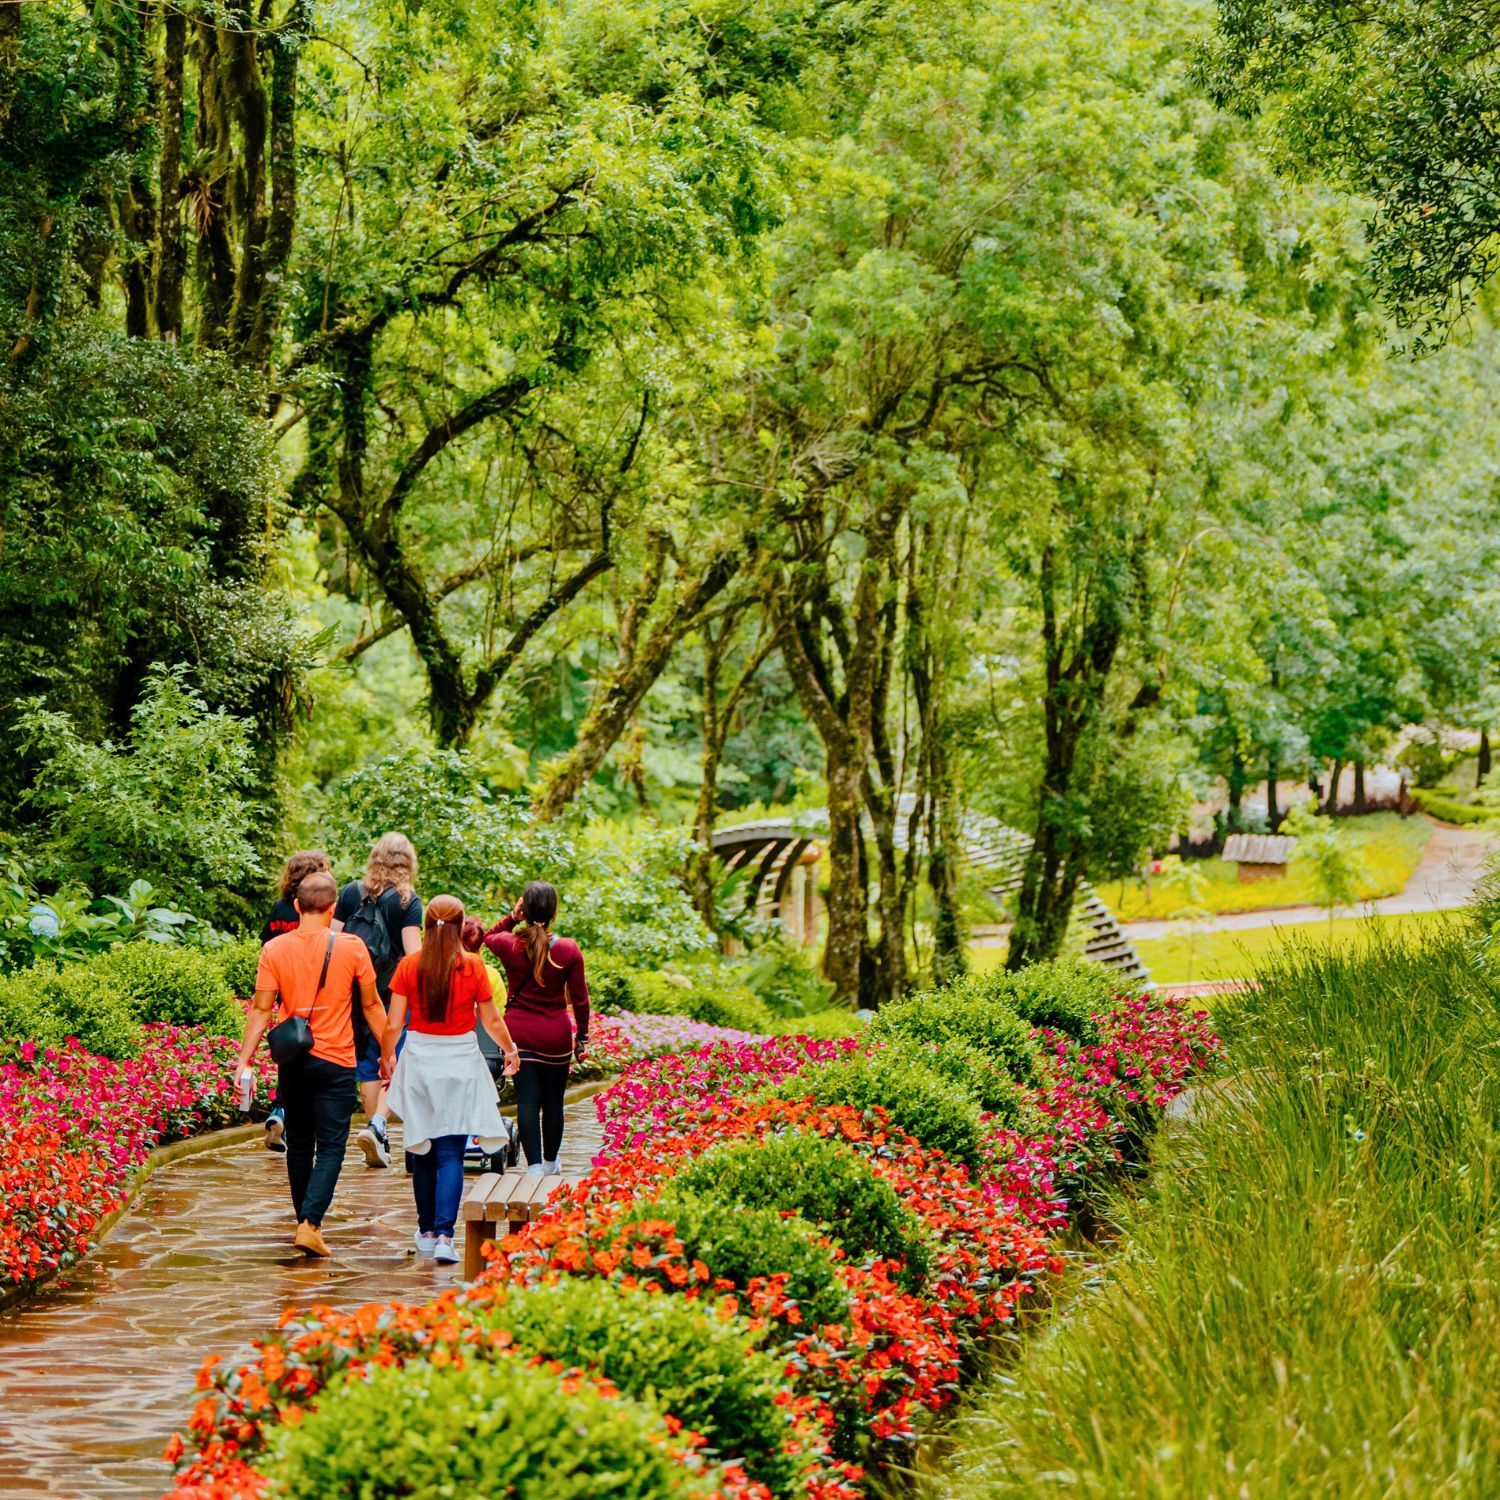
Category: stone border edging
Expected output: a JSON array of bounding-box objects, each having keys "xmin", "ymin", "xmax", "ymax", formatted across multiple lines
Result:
[{"xmin": 0, "ymin": 1121, "xmax": 263, "ymax": 1316}]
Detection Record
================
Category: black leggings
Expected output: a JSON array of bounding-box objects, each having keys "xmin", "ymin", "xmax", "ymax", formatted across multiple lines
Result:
[{"xmin": 514, "ymin": 1061, "xmax": 568, "ymax": 1166}]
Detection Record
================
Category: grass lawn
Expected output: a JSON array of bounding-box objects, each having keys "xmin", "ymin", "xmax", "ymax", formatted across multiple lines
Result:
[
  {"xmin": 926, "ymin": 928, "xmax": 1500, "ymax": 1499},
  {"xmin": 1129, "ymin": 908, "xmax": 1455, "ymax": 984},
  {"xmin": 1104, "ymin": 811, "xmax": 1432, "ymax": 919}
]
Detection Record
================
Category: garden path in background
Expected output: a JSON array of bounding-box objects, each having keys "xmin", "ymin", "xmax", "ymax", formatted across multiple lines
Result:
[
  {"xmin": 1119, "ymin": 820, "xmax": 1497, "ymax": 943},
  {"xmin": 0, "ymin": 1101, "xmax": 604, "ymax": 1499}
]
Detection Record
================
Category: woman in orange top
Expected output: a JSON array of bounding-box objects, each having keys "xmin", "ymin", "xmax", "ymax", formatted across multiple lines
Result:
[{"xmin": 382, "ymin": 895, "xmax": 519, "ymax": 1264}]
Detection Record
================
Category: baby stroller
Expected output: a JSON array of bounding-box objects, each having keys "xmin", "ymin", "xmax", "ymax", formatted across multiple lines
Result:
[{"xmin": 464, "ymin": 1015, "xmax": 520, "ymax": 1173}]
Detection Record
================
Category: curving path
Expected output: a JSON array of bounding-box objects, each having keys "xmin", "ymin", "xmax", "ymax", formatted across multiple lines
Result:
[{"xmin": 0, "ymin": 1102, "xmax": 603, "ymax": 1499}]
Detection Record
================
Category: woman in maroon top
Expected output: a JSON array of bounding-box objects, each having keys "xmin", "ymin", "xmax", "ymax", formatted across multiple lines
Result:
[{"xmin": 482, "ymin": 880, "xmax": 590, "ymax": 1176}]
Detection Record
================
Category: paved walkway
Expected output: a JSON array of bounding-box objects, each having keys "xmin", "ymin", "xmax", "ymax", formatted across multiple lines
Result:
[
  {"xmin": 0, "ymin": 1102, "xmax": 603, "ymax": 1499},
  {"xmin": 1119, "ymin": 820, "xmax": 1496, "ymax": 943}
]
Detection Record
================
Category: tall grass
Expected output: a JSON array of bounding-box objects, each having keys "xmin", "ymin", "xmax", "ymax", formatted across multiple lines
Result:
[{"xmin": 929, "ymin": 930, "xmax": 1500, "ymax": 1498}]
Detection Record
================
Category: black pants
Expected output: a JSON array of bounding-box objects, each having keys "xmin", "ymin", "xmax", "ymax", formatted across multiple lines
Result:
[
  {"xmin": 514, "ymin": 1061, "xmax": 568, "ymax": 1166},
  {"xmin": 277, "ymin": 1054, "xmax": 357, "ymax": 1226}
]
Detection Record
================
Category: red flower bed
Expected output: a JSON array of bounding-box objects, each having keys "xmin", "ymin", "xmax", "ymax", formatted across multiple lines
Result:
[
  {"xmin": 164, "ymin": 990, "xmax": 1220, "ymax": 1497},
  {"xmin": 0, "ymin": 1028, "xmax": 270, "ymax": 1292}
]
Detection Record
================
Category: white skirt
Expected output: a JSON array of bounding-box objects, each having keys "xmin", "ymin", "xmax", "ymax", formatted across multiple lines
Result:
[{"xmin": 386, "ymin": 1030, "xmax": 507, "ymax": 1156}]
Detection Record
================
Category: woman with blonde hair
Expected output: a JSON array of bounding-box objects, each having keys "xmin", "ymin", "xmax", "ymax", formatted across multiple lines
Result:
[
  {"xmin": 382, "ymin": 895, "xmax": 518, "ymax": 1263},
  {"xmin": 333, "ymin": 832, "xmax": 423, "ymax": 1166}
]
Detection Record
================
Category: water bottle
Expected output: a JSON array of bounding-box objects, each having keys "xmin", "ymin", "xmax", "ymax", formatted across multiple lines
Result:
[{"xmin": 237, "ymin": 1068, "xmax": 254, "ymax": 1113}]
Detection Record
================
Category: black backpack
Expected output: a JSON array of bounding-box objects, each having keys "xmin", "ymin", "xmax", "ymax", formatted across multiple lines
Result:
[{"xmin": 342, "ymin": 882, "xmax": 395, "ymax": 990}]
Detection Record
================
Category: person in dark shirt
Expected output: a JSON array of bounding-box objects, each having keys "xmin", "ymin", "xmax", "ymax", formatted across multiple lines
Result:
[
  {"xmin": 332, "ymin": 832, "xmax": 423, "ymax": 1167},
  {"xmin": 258, "ymin": 850, "xmax": 332, "ymax": 1153}
]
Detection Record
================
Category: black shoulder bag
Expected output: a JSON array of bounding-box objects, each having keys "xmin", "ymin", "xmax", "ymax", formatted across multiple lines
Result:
[{"xmin": 267, "ymin": 934, "xmax": 336, "ymax": 1065}]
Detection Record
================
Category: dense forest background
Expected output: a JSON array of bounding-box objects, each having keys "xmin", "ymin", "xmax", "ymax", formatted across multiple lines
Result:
[{"xmin": 3, "ymin": 0, "xmax": 1499, "ymax": 1004}]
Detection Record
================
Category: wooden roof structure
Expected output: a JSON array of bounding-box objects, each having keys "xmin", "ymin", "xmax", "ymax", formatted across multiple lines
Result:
[{"xmin": 1221, "ymin": 833, "xmax": 1298, "ymax": 866}]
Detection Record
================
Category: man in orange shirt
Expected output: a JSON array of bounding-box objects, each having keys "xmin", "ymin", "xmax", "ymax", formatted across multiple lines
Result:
[{"xmin": 235, "ymin": 871, "xmax": 386, "ymax": 1257}]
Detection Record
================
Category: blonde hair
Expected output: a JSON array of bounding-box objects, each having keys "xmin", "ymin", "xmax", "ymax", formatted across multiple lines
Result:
[{"xmin": 364, "ymin": 832, "xmax": 417, "ymax": 901}]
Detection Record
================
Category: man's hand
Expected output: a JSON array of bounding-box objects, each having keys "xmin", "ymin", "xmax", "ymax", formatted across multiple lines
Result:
[{"xmin": 379, "ymin": 1051, "xmax": 396, "ymax": 1084}]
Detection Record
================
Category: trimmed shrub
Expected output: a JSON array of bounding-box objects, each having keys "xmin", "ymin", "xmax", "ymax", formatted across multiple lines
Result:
[
  {"xmin": 622, "ymin": 964, "xmax": 774, "ymax": 1033},
  {"xmin": 769, "ymin": 1007, "xmax": 864, "ymax": 1040},
  {"xmin": 1411, "ymin": 787, "xmax": 1500, "ymax": 826},
  {"xmin": 211, "ymin": 935, "xmax": 262, "ymax": 1001},
  {"xmin": 676, "ymin": 1131, "xmax": 930, "ymax": 1287},
  {"xmin": 587, "ymin": 951, "xmax": 640, "ymax": 1014},
  {"xmin": 94, "ymin": 944, "xmax": 240, "ymax": 1032},
  {"xmin": 868, "ymin": 983, "xmax": 1042, "ymax": 1079},
  {"xmin": 916, "ymin": 1037, "xmax": 1032, "ymax": 1125},
  {"xmin": 0, "ymin": 965, "xmax": 143, "ymax": 1058},
  {"xmin": 786, "ymin": 1051, "xmax": 986, "ymax": 1172},
  {"xmin": 638, "ymin": 1188, "xmax": 852, "ymax": 1329},
  {"xmin": 489, "ymin": 1279, "xmax": 806, "ymax": 1491},
  {"xmin": 260, "ymin": 1357, "xmax": 714, "ymax": 1498}
]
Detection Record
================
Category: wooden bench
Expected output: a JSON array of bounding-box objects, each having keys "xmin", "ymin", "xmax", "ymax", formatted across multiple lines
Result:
[{"xmin": 461, "ymin": 1169, "xmax": 573, "ymax": 1279}]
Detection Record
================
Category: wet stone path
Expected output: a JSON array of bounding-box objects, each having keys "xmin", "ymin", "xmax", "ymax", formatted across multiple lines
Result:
[{"xmin": 0, "ymin": 1100, "xmax": 604, "ymax": 1498}]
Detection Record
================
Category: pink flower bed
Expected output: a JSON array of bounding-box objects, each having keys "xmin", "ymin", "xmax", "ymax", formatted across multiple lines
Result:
[
  {"xmin": 0, "ymin": 1028, "xmax": 270, "ymax": 1291},
  {"xmin": 588, "ymin": 1009, "xmax": 771, "ymax": 1071},
  {"xmin": 595, "ymin": 1033, "xmax": 862, "ymax": 1154}
]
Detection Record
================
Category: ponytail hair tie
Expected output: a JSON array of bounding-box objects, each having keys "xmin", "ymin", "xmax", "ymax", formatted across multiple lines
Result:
[{"xmin": 431, "ymin": 918, "xmax": 446, "ymax": 927}]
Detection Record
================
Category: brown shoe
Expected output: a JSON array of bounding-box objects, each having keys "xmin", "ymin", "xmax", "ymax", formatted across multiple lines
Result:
[{"xmin": 293, "ymin": 1221, "xmax": 330, "ymax": 1257}]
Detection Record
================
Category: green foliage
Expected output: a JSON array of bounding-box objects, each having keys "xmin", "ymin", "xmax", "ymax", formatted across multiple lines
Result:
[
  {"xmin": 0, "ymin": 865, "xmax": 216, "ymax": 975},
  {"xmin": 212, "ymin": 937, "xmax": 264, "ymax": 1001},
  {"xmin": 982, "ymin": 960, "xmax": 1119, "ymax": 1044},
  {"xmin": 16, "ymin": 667, "xmax": 263, "ymax": 918},
  {"xmin": 1285, "ymin": 804, "xmax": 1362, "ymax": 916},
  {"xmin": 736, "ymin": 938, "xmax": 834, "ymax": 1017},
  {"xmin": 91, "ymin": 945, "xmax": 239, "ymax": 1033},
  {"xmin": 784, "ymin": 1052, "xmax": 986, "ymax": 1174},
  {"xmin": 768, "ymin": 1008, "xmax": 865, "ymax": 1041},
  {"xmin": 676, "ymin": 1132, "xmax": 930, "ymax": 1287},
  {"xmin": 914, "ymin": 1040, "xmax": 1035, "ymax": 1127},
  {"xmin": 0, "ymin": 966, "xmax": 143, "ymax": 1060},
  {"xmin": 260, "ymin": 1357, "xmax": 713, "ymax": 1499},
  {"xmin": 638, "ymin": 1189, "xmax": 851, "ymax": 1331},
  {"xmin": 326, "ymin": 750, "xmax": 715, "ymax": 966},
  {"xmin": 868, "ymin": 979, "xmax": 1050, "ymax": 1072},
  {"xmin": 941, "ymin": 930, "xmax": 1500, "ymax": 1495},
  {"xmin": 623, "ymin": 965, "xmax": 774, "ymax": 1033},
  {"xmin": 1411, "ymin": 787, "xmax": 1500, "ymax": 826},
  {"xmin": 487, "ymin": 1280, "xmax": 804, "ymax": 1491}
]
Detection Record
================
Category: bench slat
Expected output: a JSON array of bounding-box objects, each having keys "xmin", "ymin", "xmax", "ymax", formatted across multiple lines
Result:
[{"xmin": 461, "ymin": 1173, "xmax": 502, "ymax": 1220}]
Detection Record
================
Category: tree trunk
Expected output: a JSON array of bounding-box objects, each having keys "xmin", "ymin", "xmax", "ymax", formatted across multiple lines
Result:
[
  {"xmin": 1479, "ymin": 729, "xmax": 1492, "ymax": 786},
  {"xmin": 1353, "ymin": 758, "xmax": 1366, "ymax": 813},
  {"xmin": 1267, "ymin": 749, "xmax": 1281, "ymax": 830},
  {"xmin": 1227, "ymin": 749, "xmax": 1245, "ymax": 820},
  {"xmin": 822, "ymin": 752, "xmax": 868, "ymax": 1004},
  {"xmin": 1324, "ymin": 758, "xmax": 1343, "ymax": 814},
  {"xmin": 154, "ymin": 8, "xmax": 187, "ymax": 341},
  {"xmin": 1008, "ymin": 810, "xmax": 1080, "ymax": 970}
]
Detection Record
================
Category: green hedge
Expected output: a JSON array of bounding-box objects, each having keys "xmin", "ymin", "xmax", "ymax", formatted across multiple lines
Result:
[
  {"xmin": 676, "ymin": 1132, "xmax": 930, "ymax": 1288},
  {"xmin": 913, "ymin": 1037, "xmax": 1034, "ymax": 1125},
  {"xmin": 212, "ymin": 935, "xmax": 263, "ymax": 1000},
  {"xmin": 868, "ymin": 985, "xmax": 1042, "ymax": 1081},
  {"xmin": 639, "ymin": 1189, "xmax": 852, "ymax": 1330},
  {"xmin": 490, "ymin": 1280, "xmax": 806, "ymax": 1492},
  {"xmin": 261, "ymin": 1358, "xmax": 714, "ymax": 1498},
  {"xmin": 0, "ymin": 944, "xmax": 240, "ymax": 1058},
  {"xmin": 1411, "ymin": 787, "xmax": 1500, "ymax": 826},
  {"xmin": 588, "ymin": 954, "xmax": 775, "ymax": 1033},
  {"xmin": 784, "ymin": 1051, "xmax": 986, "ymax": 1173}
]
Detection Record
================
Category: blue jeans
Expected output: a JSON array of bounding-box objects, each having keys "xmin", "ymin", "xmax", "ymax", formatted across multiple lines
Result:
[{"xmin": 412, "ymin": 1133, "xmax": 467, "ymax": 1238}]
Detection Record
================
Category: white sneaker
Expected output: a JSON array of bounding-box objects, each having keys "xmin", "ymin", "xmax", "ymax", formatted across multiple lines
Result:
[
  {"xmin": 358, "ymin": 1118, "xmax": 391, "ymax": 1168},
  {"xmin": 525, "ymin": 1162, "xmax": 547, "ymax": 1176},
  {"xmin": 433, "ymin": 1236, "xmax": 460, "ymax": 1264},
  {"xmin": 542, "ymin": 1159, "xmax": 561, "ymax": 1177},
  {"xmin": 413, "ymin": 1230, "xmax": 437, "ymax": 1255}
]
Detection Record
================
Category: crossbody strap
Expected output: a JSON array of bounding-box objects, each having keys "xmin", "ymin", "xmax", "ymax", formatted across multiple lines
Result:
[{"xmin": 287, "ymin": 934, "xmax": 336, "ymax": 1021}]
